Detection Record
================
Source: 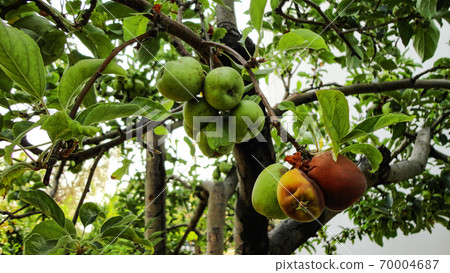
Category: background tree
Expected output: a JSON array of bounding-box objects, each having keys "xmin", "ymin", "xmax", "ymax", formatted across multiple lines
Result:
[{"xmin": 0, "ymin": 0, "xmax": 449, "ymax": 255}]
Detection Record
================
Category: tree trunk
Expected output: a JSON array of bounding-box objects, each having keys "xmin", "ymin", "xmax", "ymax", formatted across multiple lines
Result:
[
  {"xmin": 216, "ymin": 0, "xmax": 275, "ymax": 254},
  {"xmin": 203, "ymin": 168, "xmax": 238, "ymax": 254},
  {"xmin": 145, "ymin": 132, "xmax": 166, "ymax": 254}
]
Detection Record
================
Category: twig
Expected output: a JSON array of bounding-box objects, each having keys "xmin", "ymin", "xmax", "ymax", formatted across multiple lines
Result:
[
  {"xmin": 429, "ymin": 146, "xmax": 449, "ymax": 164},
  {"xmin": 173, "ymin": 190, "xmax": 208, "ymax": 254},
  {"xmin": 430, "ymin": 110, "xmax": 450, "ymax": 132},
  {"xmin": 412, "ymin": 66, "xmax": 450, "ymax": 82},
  {"xmin": 274, "ymin": 0, "xmax": 326, "ymax": 27},
  {"xmin": 203, "ymin": 40, "xmax": 302, "ymax": 151},
  {"xmin": 341, "ymin": 15, "xmax": 418, "ymax": 34},
  {"xmin": 68, "ymin": 30, "xmax": 157, "ymax": 119},
  {"xmin": 50, "ymin": 160, "xmax": 66, "ymax": 198},
  {"xmin": 170, "ymin": 36, "xmax": 192, "ymax": 57},
  {"xmin": 72, "ymin": 148, "xmax": 106, "ymax": 225},
  {"xmin": 30, "ymin": 0, "xmax": 68, "ymax": 32},
  {"xmin": 78, "ymin": 0, "xmax": 97, "ymax": 27},
  {"xmin": 301, "ymin": 0, "xmax": 361, "ymax": 59}
]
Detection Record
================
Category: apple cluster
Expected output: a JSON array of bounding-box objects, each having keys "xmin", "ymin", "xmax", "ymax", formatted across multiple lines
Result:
[
  {"xmin": 252, "ymin": 151, "xmax": 367, "ymax": 222},
  {"xmin": 156, "ymin": 57, "xmax": 266, "ymax": 158}
]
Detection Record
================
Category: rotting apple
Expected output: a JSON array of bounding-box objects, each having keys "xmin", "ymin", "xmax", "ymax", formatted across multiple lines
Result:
[
  {"xmin": 277, "ymin": 168, "xmax": 325, "ymax": 222},
  {"xmin": 156, "ymin": 57, "xmax": 205, "ymax": 101},
  {"xmin": 286, "ymin": 151, "xmax": 367, "ymax": 211},
  {"xmin": 229, "ymin": 100, "xmax": 265, "ymax": 143},
  {"xmin": 203, "ymin": 67, "xmax": 244, "ymax": 110},
  {"xmin": 252, "ymin": 163, "xmax": 288, "ymax": 220}
]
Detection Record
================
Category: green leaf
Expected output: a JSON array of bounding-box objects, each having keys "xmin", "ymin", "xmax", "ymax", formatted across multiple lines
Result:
[
  {"xmin": 58, "ymin": 59, "xmax": 126, "ymax": 110},
  {"xmin": 100, "ymin": 214, "xmax": 137, "ymax": 233},
  {"xmin": 212, "ymin": 28, "xmax": 227, "ymax": 41},
  {"xmin": 2, "ymin": 117, "xmax": 45, "ymax": 165},
  {"xmin": 0, "ymin": 162, "xmax": 34, "ymax": 197},
  {"xmin": 79, "ymin": 202, "xmax": 103, "ymax": 227},
  {"xmin": 276, "ymin": 29, "xmax": 327, "ymax": 51},
  {"xmin": 41, "ymin": 111, "xmax": 100, "ymax": 142},
  {"xmin": 18, "ymin": 190, "xmax": 66, "ymax": 228},
  {"xmin": 341, "ymin": 113, "xmax": 415, "ymax": 143},
  {"xmin": 123, "ymin": 15, "xmax": 150, "ymax": 41},
  {"xmin": 74, "ymin": 24, "xmax": 114, "ymax": 58},
  {"xmin": 417, "ymin": 0, "xmax": 438, "ymax": 19},
  {"xmin": 23, "ymin": 233, "xmax": 59, "ymax": 255},
  {"xmin": 184, "ymin": 136, "xmax": 196, "ymax": 157},
  {"xmin": 101, "ymin": 225, "xmax": 153, "ymax": 250},
  {"xmin": 413, "ymin": 21, "xmax": 440, "ymax": 62},
  {"xmin": 25, "ymin": 220, "xmax": 68, "ymax": 241},
  {"xmin": 398, "ymin": 20, "xmax": 414, "ymax": 47},
  {"xmin": 316, "ymin": 90, "xmax": 350, "ymax": 160},
  {"xmin": 0, "ymin": 67, "xmax": 13, "ymax": 92},
  {"xmin": 341, "ymin": 144, "xmax": 383, "ymax": 172},
  {"xmin": 110, "ymin": 159, "xmax": 132, "ymax": 180},
  {"xmin": 0, "ymin": 20, "xmax": 45, "ymax": 101},
  {"xmin": 250, "ymin": 0, "xmax": 267, "ymax": 35},
  {"xmin": 78, "ymin": 97, "xmax": 170, "ymax": 125},
  {"xmin": 137, "ymin": 38, "xmax": 160, "ymax": 64},
  {"xmin": 95, "ymin": 1, "xmax": 135, "ymax": 19},
  {"xmin": 154, "ymin": 125, "xmax": 168, "ymax": 135},
  {"xmin": 380, "ymin": 59, "xmax": 397, "ymax": 70}
]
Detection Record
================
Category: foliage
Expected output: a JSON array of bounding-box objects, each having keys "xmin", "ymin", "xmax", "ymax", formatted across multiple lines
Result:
[{"xmin": 0, "ymin": 0, "xmax": 449, "ymax": 255}]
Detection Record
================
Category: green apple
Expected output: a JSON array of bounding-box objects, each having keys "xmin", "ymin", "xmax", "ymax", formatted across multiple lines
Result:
[
  {"xmin": 183, "ymin": 98, "xmax": 218, "ymax": 130},
  {"xmin": 204, "ymin": 67, "xmax": 244, "ymax": 110},
  {"xmin": 251, "ymin": 163, "xmax": 288, "ymax": 219},
  {"xmin": 219, "ymin": 161, "xmax": 232, "ymax": 174},
  {"xmin": 156, "ymin": 57, "xmax": 205, "ymax": 101},
  {"xmin": 196, "ymin": 121, "xmax": 234, "ymax": 158},
  {"xmin": 183, "ymin": 121, "xmax": 194, "ymax": 138},
  {"xmin": 230, "ymin": 100, "xmax": 265, "ymax": 143},
  {"xmin": 134, "ymin": 79, "xmax": 145, "ymax": 92}
]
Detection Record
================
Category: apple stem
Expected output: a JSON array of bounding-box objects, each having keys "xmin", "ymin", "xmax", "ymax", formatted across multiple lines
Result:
[{"xmin": 203, "ymin": 40, "xmax": 303, "ymax": 152}]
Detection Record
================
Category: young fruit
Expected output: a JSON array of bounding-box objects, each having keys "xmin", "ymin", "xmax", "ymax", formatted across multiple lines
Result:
[
  {"xmin": 277, "ymin": 168, "xmax": 325, "ymax": 222},
  {"xmin": 196, "ymin": 121, "xmax": 234, "ymax": 158},
  {"xmin": 252, "ymin": 163, "xmax": 289, "ymax": 219},
  {"xmin": 183, "ymin": 98, "xmax": 218, "ymax": 130},
  {"xmin": 203, "ymin": 67, "xmax": 244, "ymax": 110},
  {"xmin": 183, "ymin": 121, "xmax": 194, "ymax": 138},
  {"xmin": 230, "ymin": 100, "xmax": 265, "ymax": 143},
  {"xmin": 219, "ymin": 162, "xmax": 232, "ymax": 174},
  {"xmin": 288, "ymin": 151, "xmax": 367, "ymax": 211},
  {"xmin": 156, "ymin": 57, "xmax": 205, "ymax": 101}
]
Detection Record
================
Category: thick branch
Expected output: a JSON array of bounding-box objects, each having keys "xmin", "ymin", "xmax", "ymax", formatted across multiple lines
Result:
[
  {"xmin": 275, "ymin": 79, "xmax": 450, "ymax": 115},
  {"xmin": 269, "ymin": 128, "xmax": 432, "ymax": 254}
]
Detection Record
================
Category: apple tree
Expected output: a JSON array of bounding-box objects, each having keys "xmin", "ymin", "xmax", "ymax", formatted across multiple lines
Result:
[{"xmin": 0, "ymin": 0, "xmax": 449, "ymax": 254}]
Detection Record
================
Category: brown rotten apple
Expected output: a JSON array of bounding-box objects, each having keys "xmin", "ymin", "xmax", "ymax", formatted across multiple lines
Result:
[
  {"xmin": 286, "ymin": 151, "xmax": 367, "ymax": 211},
  {"xmin": 277, "ymin": 168, "xmax": 325, "ymax": 222}
]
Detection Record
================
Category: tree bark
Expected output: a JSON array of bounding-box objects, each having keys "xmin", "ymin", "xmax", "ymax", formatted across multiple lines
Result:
[
  {"xmin": 203, "ymin": 168, "xmax": 238, "ymax": 255},
  {"xmin": 145, "ymin": 132, "xmax": 167, "ymax": 254}
]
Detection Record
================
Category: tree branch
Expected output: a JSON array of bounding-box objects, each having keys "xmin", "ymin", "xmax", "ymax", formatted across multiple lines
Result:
[
  {"xmin": 30, "ymin": 0, "xmax": 68, "ymax": 32},
  {"xmin": 78, "ymin": 0, "xmax": 97, "ymax": 27},
  {"xmin": 275, "ymin": 79, "xmax": 450, "ymax": 115},
  {"xmin": 68, "ymin": 30, "xmax": 156, "ymax": 119},
  {"xmin": 173, "ymin": 190, "xmax": 208, "ymax": 254},
  {"xmin": 301, "ymin": 0, "xmax": 361, "ymax": 59},
  {"xmin": 269, "ymin": 128, "xmax": 432, "ymax": 254},
  {"xmin": 275, "ymin": 0, "xmax": 326, "ymax": 27},
  {"xmin": 72, "ymin": 148, "xmax": 106, "ymax": 225}
]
